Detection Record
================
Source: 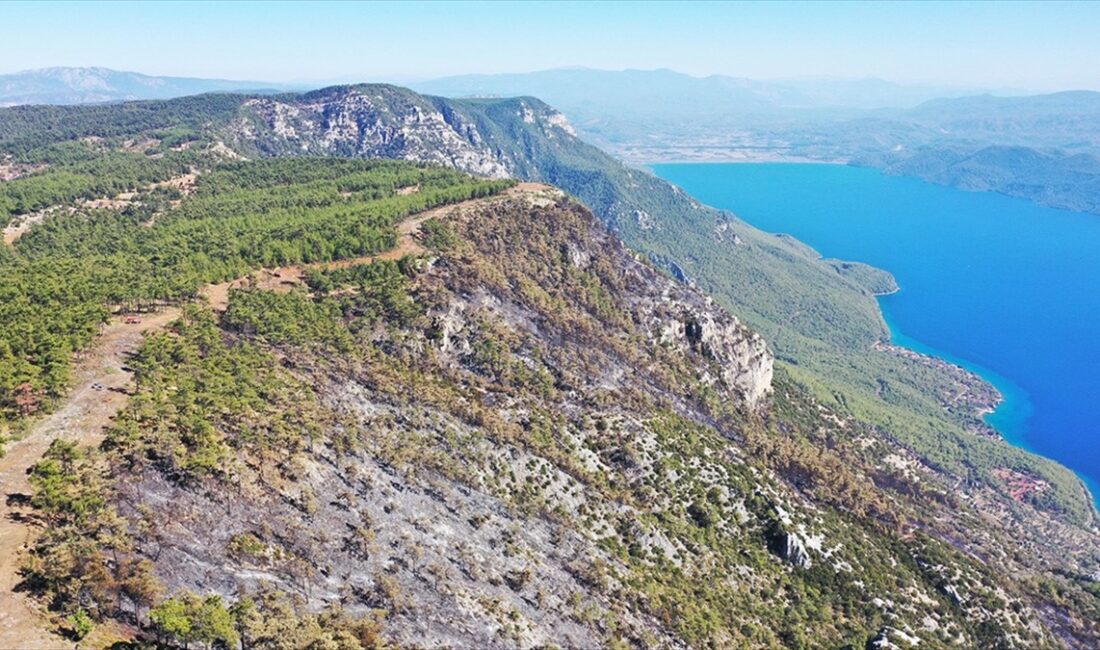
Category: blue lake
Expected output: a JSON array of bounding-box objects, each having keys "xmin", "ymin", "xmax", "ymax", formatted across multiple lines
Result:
[{"xmin": 651, "ymin": 162, "xmax": 1100, "ymax": 505}]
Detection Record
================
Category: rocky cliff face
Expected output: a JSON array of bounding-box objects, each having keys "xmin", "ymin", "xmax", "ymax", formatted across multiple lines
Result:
[
  {"xmin": 222, "ymin": 84, "xmax": 704, "ymax": 238},
  {"xmin": 229, "ymin": 85, "xmax": 579, "ymax": 182}
]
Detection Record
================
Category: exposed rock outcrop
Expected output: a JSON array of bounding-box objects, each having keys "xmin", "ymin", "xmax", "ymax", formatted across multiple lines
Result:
[
  {"xmin": 779, "ymin": 530, "xmax": 813, "ymax": 569},
  {"xmin": 766, "ymin": 523, "xmax": 813, "ymax": 569},
  {"xmin": 866, "ymin": 626, "xmax": 921, "ymax": 649},
  {"xmin": 229, "ymin": 86, "xmax": 578, "ymax": 182},
  {"xmin": 651, "ymin": 306, "xmax": 773, "ymax": 409}
]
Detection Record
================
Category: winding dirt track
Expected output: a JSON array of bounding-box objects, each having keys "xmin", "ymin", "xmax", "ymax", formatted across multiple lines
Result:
[
  {"xmin": 200, "ymin": 183, "xmax": 550, "ymax": 311},
  {"xmin": 0, "ymin": 182, "xmax": 551, "ymax": 645},
  {"xmin": 0, "ymin": 310, "xmax": 179, "ymax": 649}
]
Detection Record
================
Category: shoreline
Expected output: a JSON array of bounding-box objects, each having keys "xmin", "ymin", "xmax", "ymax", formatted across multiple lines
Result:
[
  {"xmin": 652, "ymin": 160, "xmax": 1100, "ymax": 513},
  {"xmin": 637, "ymin": 155, "xmax": 1100, "ymax": 219},
  {"xmin": 632, "ymin": 153, "xmax": 848, "ymax": 166},
  {"xmin": 880, "ymin": 300, "xmax": 1099, "ymax": 511},
  {"xmin": 879, "ymin": 301, "xmax": 1029, "ymax": 439}
]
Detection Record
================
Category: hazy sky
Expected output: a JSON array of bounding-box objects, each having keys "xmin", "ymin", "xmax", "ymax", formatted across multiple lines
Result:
[{"xmin": 4, "ymin": 1, "xmax": 1099, "ymax": 91}]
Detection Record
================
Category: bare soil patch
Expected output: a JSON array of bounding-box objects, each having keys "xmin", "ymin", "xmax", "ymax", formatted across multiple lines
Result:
[
  {"xmin": 120, "ymin": 137, "xmax": 161, "ymax": 153},
  {"xmin": 0, "ymin": 160, "xmax": 46, "ymax": 182},
  {"xmin": 3, "ymin": 207, "xmax": 71, "ymax": 246},
  {"xmin": 154, "ymin": 172, "xmax": 199, "ymax": 196}
]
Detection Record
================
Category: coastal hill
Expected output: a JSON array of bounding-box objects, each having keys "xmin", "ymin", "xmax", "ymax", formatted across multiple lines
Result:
[
  {"xmin": 850, "ymin": 92, "xmax": 1100, "ymax": 214},
  {"xmin": 1, "ymin": 86, "xmax": 1098, "ymax": 647}
]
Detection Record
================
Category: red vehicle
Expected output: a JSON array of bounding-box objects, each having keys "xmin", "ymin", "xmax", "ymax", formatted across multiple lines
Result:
[{"xmin": 124, "ymin": 316, "xmax": 142, "ymax": 325}]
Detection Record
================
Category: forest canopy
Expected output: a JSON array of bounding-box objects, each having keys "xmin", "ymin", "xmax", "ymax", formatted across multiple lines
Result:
[{"xmin": 1, "ymin": 148, "xmax": 510, "ymax": 427}]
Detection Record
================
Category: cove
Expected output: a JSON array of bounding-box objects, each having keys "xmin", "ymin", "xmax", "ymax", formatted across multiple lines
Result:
[{"xmin": 651, "ymin": 162, "xmax": 1100, "ymax": 506}]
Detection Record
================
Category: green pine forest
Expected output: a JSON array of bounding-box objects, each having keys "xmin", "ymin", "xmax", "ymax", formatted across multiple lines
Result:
[{"xmin": 0, "ymin": 132, "xmax": 510, "ymax": 432}]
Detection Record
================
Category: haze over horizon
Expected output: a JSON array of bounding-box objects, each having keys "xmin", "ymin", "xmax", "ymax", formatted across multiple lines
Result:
[
  {"xmin": 0, "ymin": 64, "xmax": 1041, "ymax": 99},
  {"xmin": 5, "ymin": 0, "xmax": 1100, "ymax": 93}
]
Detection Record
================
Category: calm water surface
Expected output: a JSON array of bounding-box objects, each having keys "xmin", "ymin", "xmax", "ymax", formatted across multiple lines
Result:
[{"xmin": 652, "ymin": 163, "xmax": 1100, "ymax": 504}]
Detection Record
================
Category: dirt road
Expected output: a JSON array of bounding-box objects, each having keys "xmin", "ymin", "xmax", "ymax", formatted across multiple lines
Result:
[
  {"xmin": 0, "ymin": 309, "xmax": 178, "ymax": 649},
  {"xmin": 200, "ymin": 183, "xmax": 552, "ymax": 311}
]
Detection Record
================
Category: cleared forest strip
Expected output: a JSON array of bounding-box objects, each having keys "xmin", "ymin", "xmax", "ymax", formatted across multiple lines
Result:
[{"xmin": 0, "ymin": 308, "xmax": 179, "ymax": 649}]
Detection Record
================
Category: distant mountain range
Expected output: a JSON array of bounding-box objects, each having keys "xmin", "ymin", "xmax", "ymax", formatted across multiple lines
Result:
[
  {"xmin": 412, "ymin": 67, "xmax": 1015, "ymax": 114},
  {"xmin": 0, "ymin": 66, "xmax": 1014, "ymax": 112},
  {"xmin": 0, "ymin": 66, "xmax": 293, "ymax": 106}
]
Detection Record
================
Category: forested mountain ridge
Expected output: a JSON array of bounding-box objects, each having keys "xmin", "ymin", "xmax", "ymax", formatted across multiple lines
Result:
[
  {"xmin": 211, "ymin": 84, "xmax": 1097, "ymax": 522},
  {"xmin": 7, "ymin": 66, "xmax": 1096, "ymax": 215},
  {"xmin": 1, "ymin": 88, "xmax": 1099, "ymax": 647}
]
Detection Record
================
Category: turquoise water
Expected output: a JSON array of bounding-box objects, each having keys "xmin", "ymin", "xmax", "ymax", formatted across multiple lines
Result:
[
  {"xmin": 880, "ymin": 306, "xmax": 1034, "ymax": 448},
  {"xmin": 651, "ymin": 162, "xmax": 1100, "ymax": 506}
]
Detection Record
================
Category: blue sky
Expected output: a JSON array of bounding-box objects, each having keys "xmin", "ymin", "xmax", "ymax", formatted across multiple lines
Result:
[{"xmin": 4, "ymin": 1, "xmax": 1099, "ymax": 91}]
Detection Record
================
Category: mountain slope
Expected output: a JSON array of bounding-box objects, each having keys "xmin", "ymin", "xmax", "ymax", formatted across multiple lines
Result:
[
  {"xmin": 10, "ymin": 170, "xmax": 1087, "ymax": 647},
  {"xmin": 1, "ymin": 89, "xmax": 1098, "ymax": 647}
]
